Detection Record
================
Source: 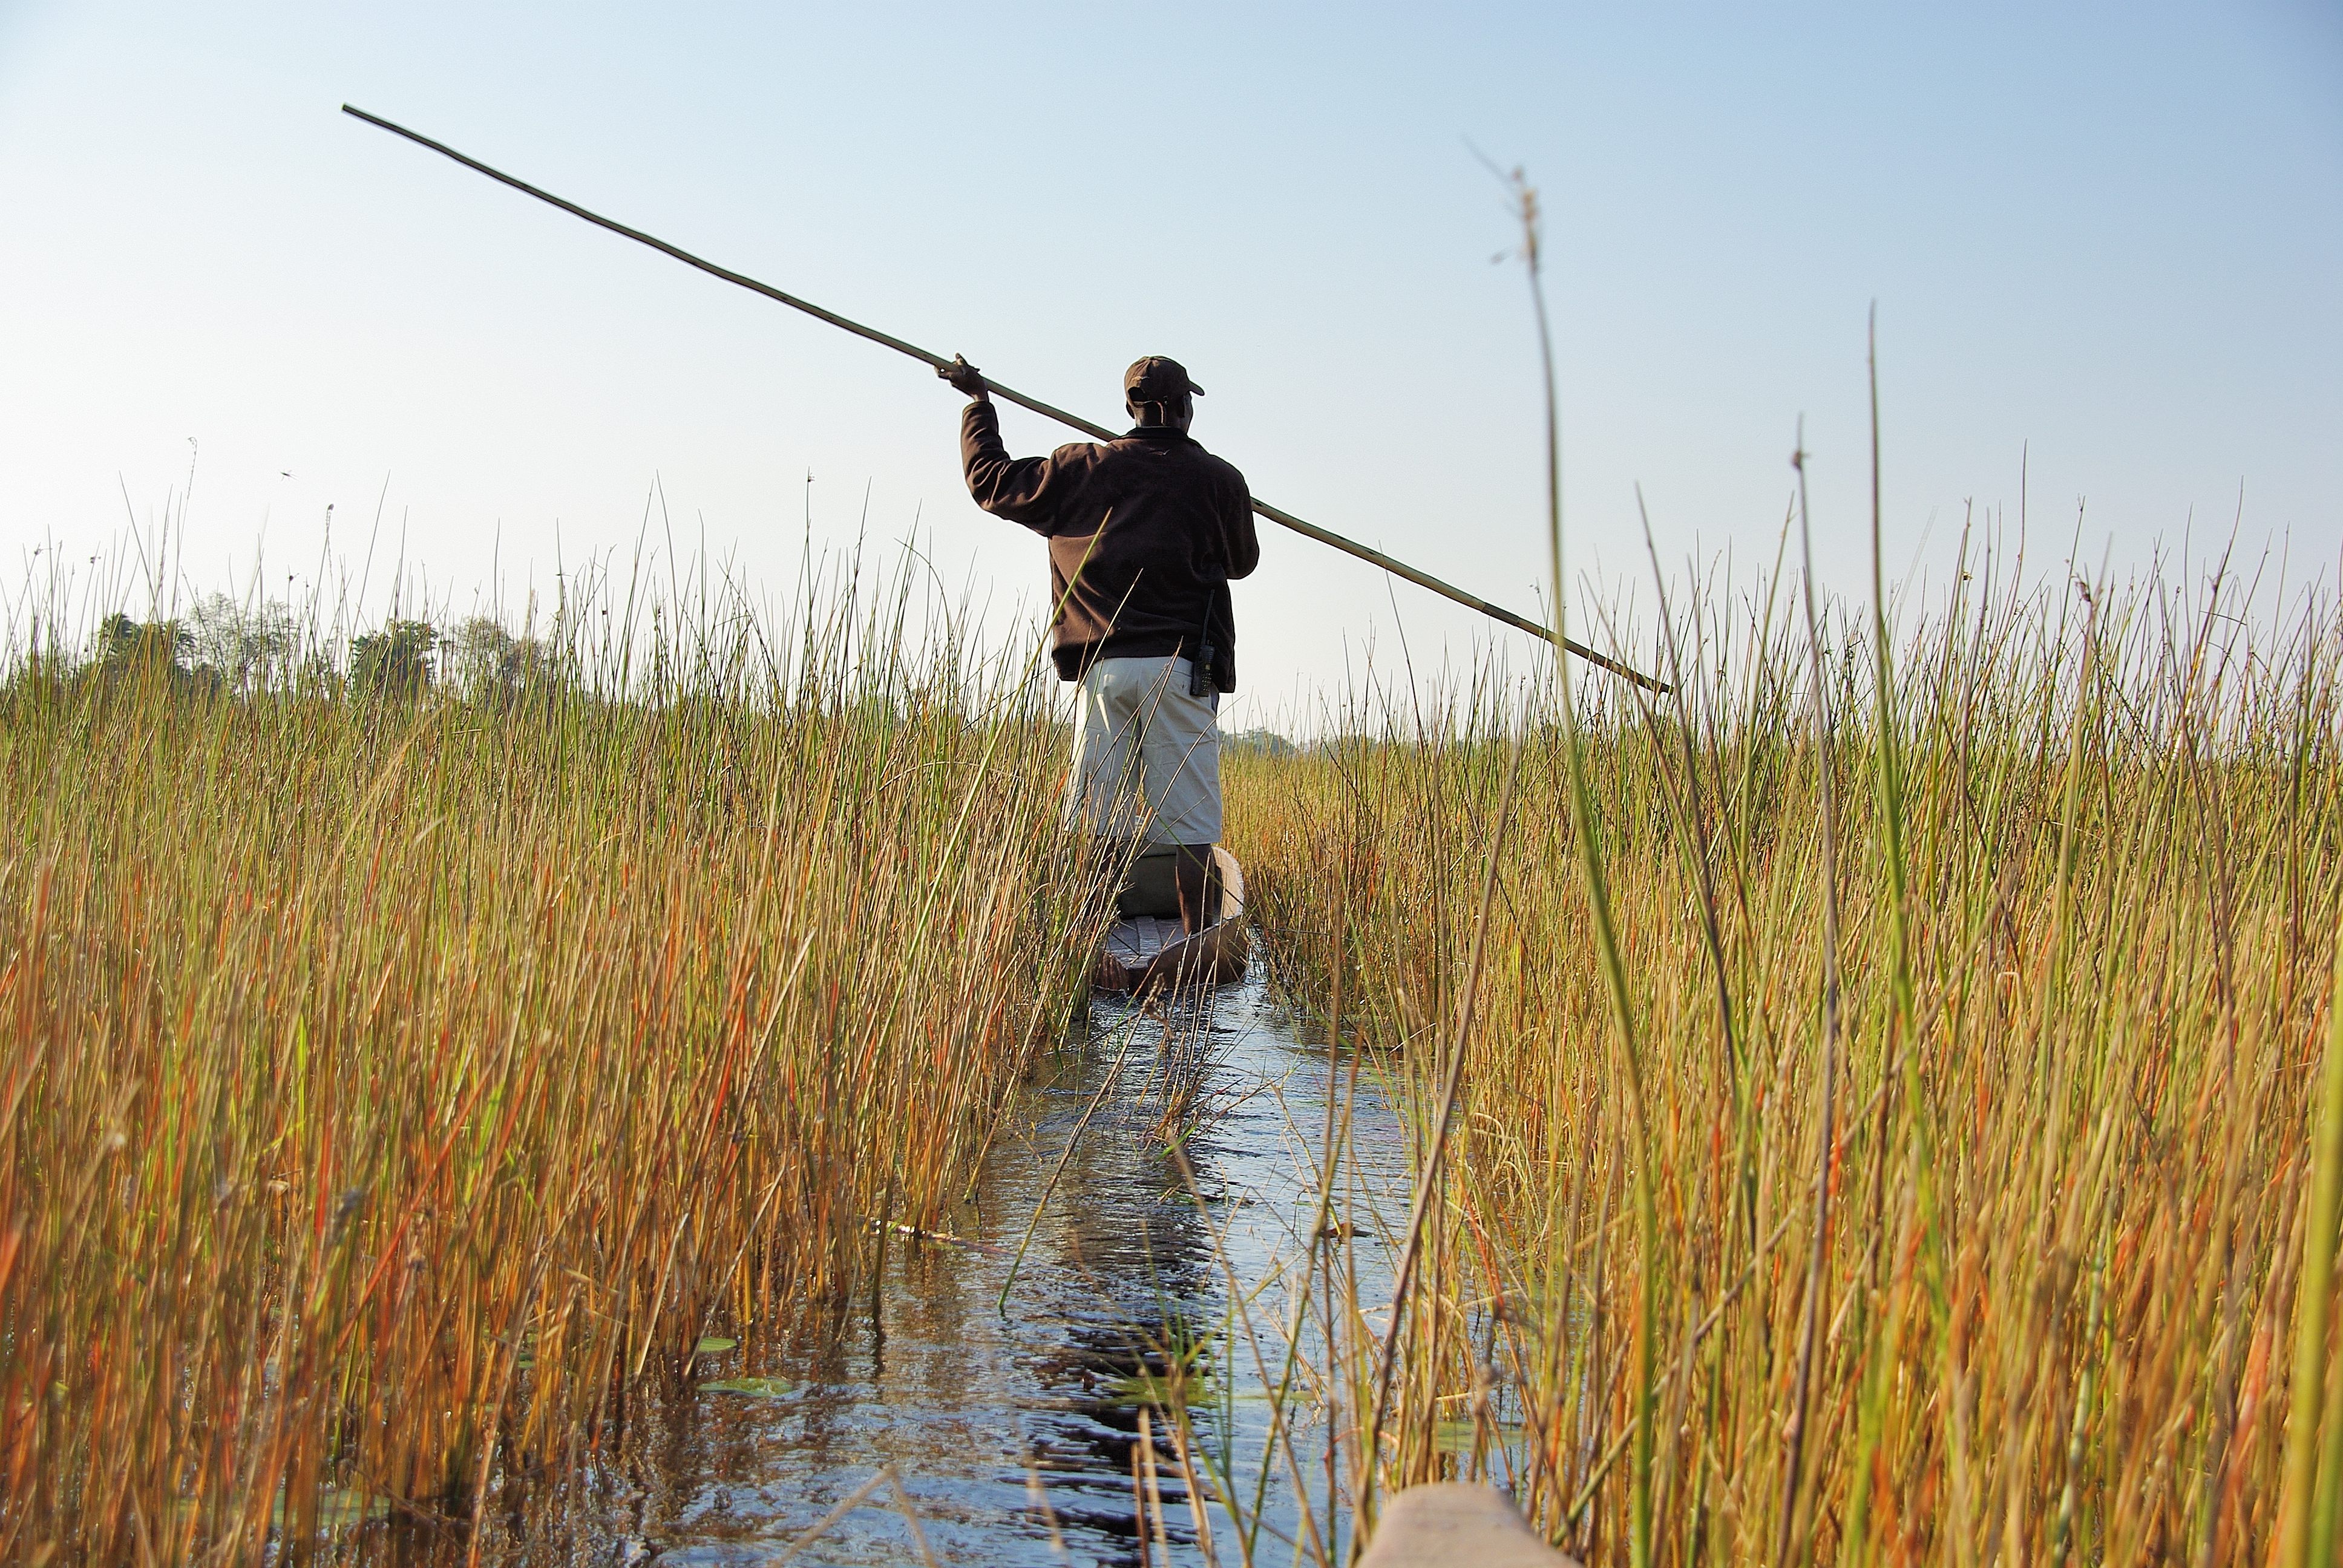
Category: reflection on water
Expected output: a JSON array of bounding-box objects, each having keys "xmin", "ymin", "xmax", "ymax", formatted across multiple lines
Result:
[{"xmin": 626, "ymin": 975, "xmax": 1406, "ymax": 1567}]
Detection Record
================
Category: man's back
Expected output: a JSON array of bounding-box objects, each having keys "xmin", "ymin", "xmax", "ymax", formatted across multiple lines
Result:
[
  {"xmin": 942, "ymin": 351, "xmax": 1247, "ymax": 945},
  {"xmin": 960, "ymin": 402, "xmax": 1259, "ymax": 685}
]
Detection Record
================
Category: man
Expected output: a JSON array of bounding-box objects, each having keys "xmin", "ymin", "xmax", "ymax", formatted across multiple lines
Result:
[{"xmin": 939, "ymin": 352, "xmax": 1259, "ymax": 938}]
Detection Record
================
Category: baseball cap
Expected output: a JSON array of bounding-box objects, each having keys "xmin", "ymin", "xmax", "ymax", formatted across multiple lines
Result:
[{"xmin": 1124, "ymin": 356, "xmax": 1205, "ymax": 402}]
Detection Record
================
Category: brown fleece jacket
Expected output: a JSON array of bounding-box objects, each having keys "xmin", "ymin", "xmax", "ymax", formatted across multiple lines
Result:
[{"xmin": 960, "ymin": 400, "xmax": 1259, "ymax": 690}]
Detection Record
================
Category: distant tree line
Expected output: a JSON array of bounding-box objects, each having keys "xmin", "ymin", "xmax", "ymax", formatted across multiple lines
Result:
[
  {"xmin": 1222, "ymin": 727, "xmax": 1299, "ymax": 758},
  {"xmin": 17, "ymin": 595, "xmax": 581, "ymax": 708}
]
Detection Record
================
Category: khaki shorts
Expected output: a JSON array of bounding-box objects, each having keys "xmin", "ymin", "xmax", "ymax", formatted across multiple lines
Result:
[{"xmin": 1066, "ymin": 656, "xmax": 1222, "ymax": 848}]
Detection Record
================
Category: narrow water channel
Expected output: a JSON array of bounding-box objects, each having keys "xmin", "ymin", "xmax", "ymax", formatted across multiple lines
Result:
[{"xmin": 621, "ymin": 975, "xmax": 1406, "ymax": 1567}]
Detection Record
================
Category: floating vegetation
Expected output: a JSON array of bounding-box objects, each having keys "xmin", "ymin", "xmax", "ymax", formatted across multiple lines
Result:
[
  {"xmin": 696, "ymin": 1376, "xmax": 796, "ymax": 1400},
  {"xmin": 270, "ymin": 1488, "xmax": 393, "ymax": 1533}
]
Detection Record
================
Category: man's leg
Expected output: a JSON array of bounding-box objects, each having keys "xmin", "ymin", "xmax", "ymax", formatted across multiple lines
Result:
[
  {"xmin": 1072, "ymin": 663, "xmax": 1154, "ymax": 988},
  {"xmin": 1136, "ymin": 659, "xmax": 1225, "ymax": 938},
  {"xmin": 1173, "ymin": 842, "xmax": 1221, "ymax": 935}
]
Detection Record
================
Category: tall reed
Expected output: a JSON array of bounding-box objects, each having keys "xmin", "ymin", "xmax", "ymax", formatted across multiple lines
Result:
[
  {"xmin": 1227, "ymin": 549, "xmax": 2343, "ymax": 1564},
  {"xmin": 0, "ymin": 561, "xmax": 1099, "ymax": 1562}
]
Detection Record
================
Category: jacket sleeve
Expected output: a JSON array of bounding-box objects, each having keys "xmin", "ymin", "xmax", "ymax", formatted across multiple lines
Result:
[
  {"xmin": 1207, "ymin": 466, "xmax": 1256, "ymax": 695},
  {"xmin": 1222, "ymin": 469, "xmax": 1261, "ymax": 581},
  {"xmin": 961, "ymin": 402, "xmax": 1072, "ymax": 533}
]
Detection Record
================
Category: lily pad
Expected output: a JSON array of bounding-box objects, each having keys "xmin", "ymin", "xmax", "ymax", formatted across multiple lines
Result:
[
  {"xmin": 1101, "ymin": 1370, "xmax": 1217, "ymax": 1408},
  {"xmin": 698, "ymin": 1376, "xmax": 795, "ymax": 1399},
  {"xmin": 271, "ymin": 1488, "xmax": 393, "ymax": 1531},
  {"xmin": 1433, "ymin": 1417, "xmax": 1525, "ymax": 1454},
  {"xmin": 693, "ymin": 1336, "xmax": 738, "ymax": 1355}
]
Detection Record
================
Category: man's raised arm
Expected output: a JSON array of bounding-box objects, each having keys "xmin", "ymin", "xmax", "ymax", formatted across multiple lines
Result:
[{"xmin": 942, "ymin": 354, "xmax": 1061, "ymax": 532}]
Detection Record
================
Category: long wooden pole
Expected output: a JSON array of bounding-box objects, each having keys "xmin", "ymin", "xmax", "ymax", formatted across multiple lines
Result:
[{"xmin": 341, "ymin": 103, "xmax": 1670, "ymax": 694}]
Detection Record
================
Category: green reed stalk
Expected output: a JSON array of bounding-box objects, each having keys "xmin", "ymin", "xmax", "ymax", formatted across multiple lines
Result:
[
  {"xmin": 2278, "ymin": 927, "xmax": 2343, "ymax": 1567},
  {"xmin": 1516, "ymin": 175, "xmax": 1657, "ymax": 1568},
  {"xmin": 1840, "ymin": 309, "xmax": 1944, "ymax": 1568},
  {"xmin": 1772, "ymin": 416, "xmax": 1843, "ymax": 1568}
]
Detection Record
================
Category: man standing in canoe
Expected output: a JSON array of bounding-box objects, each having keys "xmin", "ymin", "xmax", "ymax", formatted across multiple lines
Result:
[{"xmin": 939, "ymin": 353, "xmax": 1259, "ymax": 941}]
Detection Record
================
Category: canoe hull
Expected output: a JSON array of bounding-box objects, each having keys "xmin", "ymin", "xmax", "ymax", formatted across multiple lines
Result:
[{"xmin": 1096, "ymin": 846, "xmax": 1248, "ymax": 993}]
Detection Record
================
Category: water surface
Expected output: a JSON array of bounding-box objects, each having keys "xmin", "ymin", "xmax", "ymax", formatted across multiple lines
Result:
[{"xmin": 623, "ymin": 975, "xmax": 1406, "ymax": 1567}]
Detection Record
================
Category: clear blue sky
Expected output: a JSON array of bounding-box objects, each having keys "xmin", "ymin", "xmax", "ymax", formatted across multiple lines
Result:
[{"xmin": 2, "ymin": 1, "xmax": 2336, "ymax": 723}]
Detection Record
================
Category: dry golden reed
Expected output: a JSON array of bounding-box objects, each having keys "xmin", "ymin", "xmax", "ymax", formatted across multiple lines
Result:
[
  {"xmin": 0, "ymin": 577, "xmax": 1096, "ymax": 1563},
  {"xmin": 1229, "ymin": 556, "xmax": 2343, "ymax": 1566}
]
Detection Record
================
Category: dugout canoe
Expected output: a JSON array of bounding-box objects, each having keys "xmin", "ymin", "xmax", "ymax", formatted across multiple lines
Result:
[
  {"xmin": 1093, "ymin": 846, "xmax": 1249, "ymax": 994},
  {"xmin": 1356, "ymin": 1485, "xmax": 1582, "ymax": 1568}
]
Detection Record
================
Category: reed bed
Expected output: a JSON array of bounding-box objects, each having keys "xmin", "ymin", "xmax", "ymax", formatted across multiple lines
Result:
[
  {"xmin": 1225, "ymin": 552, "xmax": 2343, "ymax": 1565},
  {"xmin": 0, "ymin": 569, "xmax": 1099, "ymax": 1563}
]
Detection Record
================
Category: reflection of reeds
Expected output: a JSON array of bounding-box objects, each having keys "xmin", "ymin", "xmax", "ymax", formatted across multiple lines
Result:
[
  {"xmin": 1225, "ymin": 531, "xmax": 2343, "ymax": 1559},
  {"xmin": 0, "ymin": 555, "xmax": 1099, "ymax": 1560}
]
